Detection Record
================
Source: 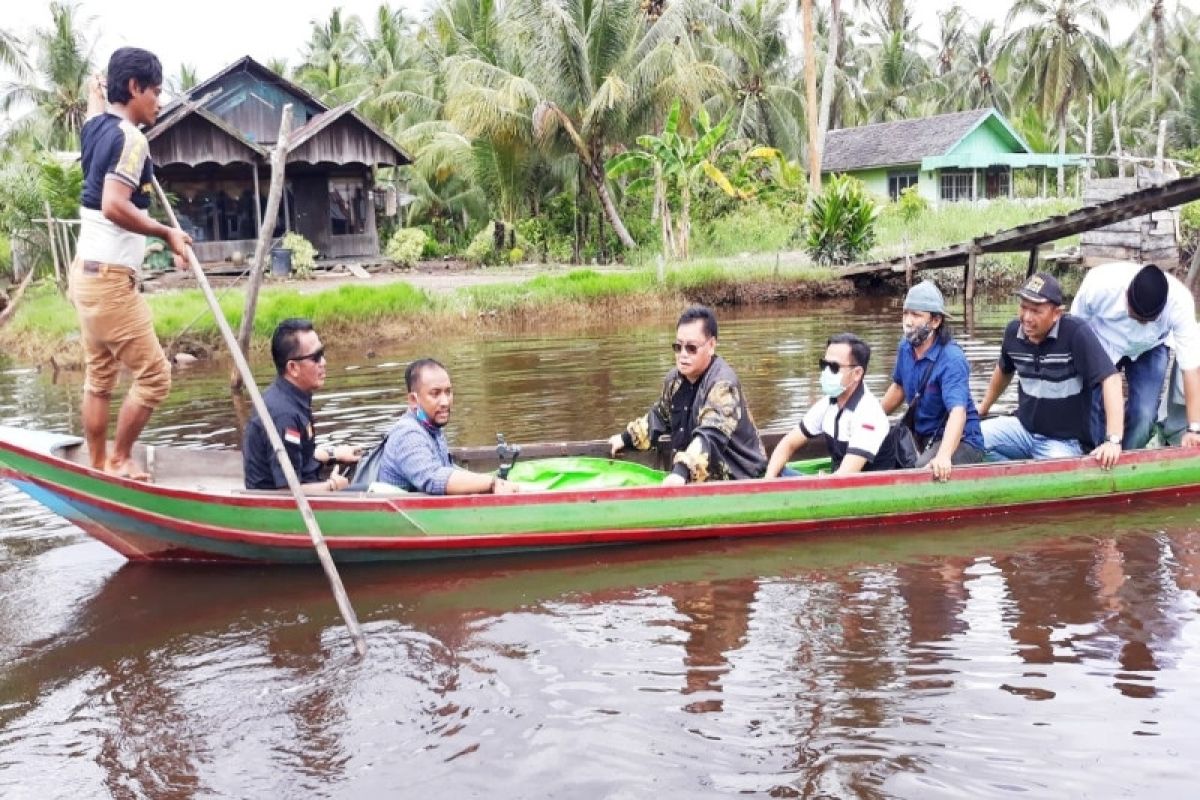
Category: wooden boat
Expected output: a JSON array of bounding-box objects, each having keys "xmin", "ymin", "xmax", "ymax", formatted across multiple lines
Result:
[{"xmin": 2, "ymin": 424, "xmax": 1199, "ymax": 564}]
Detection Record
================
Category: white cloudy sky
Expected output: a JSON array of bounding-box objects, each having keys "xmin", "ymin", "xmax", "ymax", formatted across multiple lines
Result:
[{"xmin": 2, "ymin": 0, "xmax": 1195, "ymax": 92}]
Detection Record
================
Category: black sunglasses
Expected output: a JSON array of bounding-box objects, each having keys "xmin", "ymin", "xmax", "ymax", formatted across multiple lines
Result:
[
  {"xmin": 818, "ymin": 358, "xmax": 858, "ymax": 374},
  {"xmin": 672, "ymin": 340, "xmax": 707, "ymax": 355},
  {"xmin": 290, "ymin": 347, "xmax": 326, "ymax": 364}
]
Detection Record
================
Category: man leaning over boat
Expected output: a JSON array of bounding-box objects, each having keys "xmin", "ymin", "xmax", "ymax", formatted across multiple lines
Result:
[
  {"xmin": 1069, "ymin": 261, "xmax": 1200, "ymax": 451},
  {"xmin": 977, "ymin": 273, "xmax": 1124, "ymax": 468},
  {"xmin": 376, "ymin": 358, "xmax": 521, "ymax": 495},
  {"xmin": 608, "ymin": 306, "xmax": 768, "ymax": 486},
  {"xmin": 765, "ymin": 333, "xmax": 905, "ymax": 478},
  {"xmin": 242, "ymin": 319, "xmax": 361, "ymax": 492}
]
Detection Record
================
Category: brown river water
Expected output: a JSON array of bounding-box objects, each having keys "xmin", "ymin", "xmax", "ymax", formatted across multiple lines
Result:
[{"xmin": 2, "ymin": 298, "xmax": 1199, "ymax": 798}]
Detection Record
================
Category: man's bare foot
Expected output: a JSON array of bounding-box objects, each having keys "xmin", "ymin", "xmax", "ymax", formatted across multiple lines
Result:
[{"xmin": 105, "ymin": 457, "xmax": 152, "ymax": 482}]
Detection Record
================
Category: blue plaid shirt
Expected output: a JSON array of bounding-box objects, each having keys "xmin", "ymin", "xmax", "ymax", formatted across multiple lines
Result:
[{"xmin": 377, "ymin": 410, "xmax": 455, "ymax": 494}]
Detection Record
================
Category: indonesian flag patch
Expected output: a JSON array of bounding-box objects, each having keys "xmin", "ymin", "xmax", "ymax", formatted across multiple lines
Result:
[
  {"xmin": 284, "ymin": 427, "xmax": 302, "ymax": 445},
  {"xmin": 861, "ymin": 423, "xmax": 876, "ymax": 431}
]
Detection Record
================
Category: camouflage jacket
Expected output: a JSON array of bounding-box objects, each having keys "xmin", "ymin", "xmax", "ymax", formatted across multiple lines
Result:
[{"xmin": 622, "ymin": 355, "xmax": 767, "ymax": 482}]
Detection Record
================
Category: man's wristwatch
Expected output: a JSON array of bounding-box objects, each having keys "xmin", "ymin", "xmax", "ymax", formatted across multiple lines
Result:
[
  {"xmin": 1187, "ymin": 422, "xmax": 1200, "ymax": 435},
  {"xmin": 1106, "ymin": 433, "xmax": 1122, "ymax": 446}
]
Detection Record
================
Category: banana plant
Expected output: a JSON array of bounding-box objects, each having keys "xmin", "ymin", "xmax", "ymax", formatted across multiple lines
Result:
[{"xmin": 606, "ymin": 98, "xmax": 741, "ymax": 260}]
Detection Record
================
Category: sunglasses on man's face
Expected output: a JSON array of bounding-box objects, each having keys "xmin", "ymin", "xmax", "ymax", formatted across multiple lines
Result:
[
  {"xmin": 818, "ymin": 358, "xmax": 857, "ymax": 374},
  {"xmin": 290, "ymin": 347, "xmax": 326, "ymax": 364},
  {"xmin": 672, "ymin": 340, "xmax": 707, "ymax": 355}
]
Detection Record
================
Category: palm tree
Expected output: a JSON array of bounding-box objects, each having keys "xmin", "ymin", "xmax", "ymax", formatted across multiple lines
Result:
[
  {"xmin": 1131, "ymin": 0, "xmax": 1168, "ymax": 111},
  {"xmin": 1085, "ymin": 49, "xmax": 1153, "ymax": 176},
  {"xmin": 449, "ymin": 0, "xmax": 730, "ymax": 250},
  {"xmin": 357, "ymin": 4, "xmax": 437, "ymax": 130},
  {"xmin": 0, "ymin": 26, "xmax": 29, "ymax": 79},
  {"xmin": 704, "ymin": 0, "xmax": 803, "ymax": 159},
  {"xmin": 167, "ymin": 63, "xmax": 198, "ymax": 97},
  {"xmin": 295, "ymin": 7, "xmax": 366, "ymax": 104},
  {"xmin": 1160, "ymin": 6, "xmax": 1200, "ymax": 149},
  {"xmin": 932, "ymin": 4, "xmax": 968, "ymax": 76},
  {"xmin": 862, "ymin": 28, "xmax": 932, "ymax": 121},
  {"xmin": 0, "ymin": 2, "xmax": 96, "ymax": 150},
  {"xmin": 1003, "ymin": 0, "xmax": 1119, "ymax": 193},
  {"xmin": 857, "ymin": 0, "xmax": 932, "ymax": 122},
  {"xmin": 937, "ymin": 19, "xmax": 1010, "ymax": 114}
]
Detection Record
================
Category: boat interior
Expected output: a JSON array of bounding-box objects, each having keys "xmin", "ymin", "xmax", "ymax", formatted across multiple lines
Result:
[{"xmin": 46, "ymin": 430, "xmax": 823, "ymax": 497}]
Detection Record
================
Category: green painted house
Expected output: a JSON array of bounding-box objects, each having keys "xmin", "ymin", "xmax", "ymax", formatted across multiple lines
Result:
[{"xmin": 821, "ymin": 108, "xmax": 1082, "ymax": 204}]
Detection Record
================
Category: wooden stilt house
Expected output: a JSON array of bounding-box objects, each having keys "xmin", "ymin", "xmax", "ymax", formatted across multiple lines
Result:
[{"xmin": 147, "ymin": 56, "xmax": 411, "ymax": 264}]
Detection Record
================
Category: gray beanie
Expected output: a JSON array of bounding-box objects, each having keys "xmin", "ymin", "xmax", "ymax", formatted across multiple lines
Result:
[{"xmin": 903, "ymin": 280, "xmax": 948, "ymax": 316}]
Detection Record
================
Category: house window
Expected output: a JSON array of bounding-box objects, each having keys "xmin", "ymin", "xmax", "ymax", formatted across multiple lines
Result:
[
  {"xmin": 329, "ymin": 178, "xmax": 367, "ymax": 235},
  {"xmin": 940, "ymin": 170, "xmax": 975, "ymax": 202},
  {"xmin": 888, "ymin": 172, "xmax": 918, "ymax": 200},
  {"xmin": 984, "ymin": 167, "xmax": 1010, "ymax": 199}
]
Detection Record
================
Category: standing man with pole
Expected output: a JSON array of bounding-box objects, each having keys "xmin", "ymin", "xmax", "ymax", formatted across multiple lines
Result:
[{"xmin": 72, "ymin": 48, "xmax": 191, "ymax": 479}]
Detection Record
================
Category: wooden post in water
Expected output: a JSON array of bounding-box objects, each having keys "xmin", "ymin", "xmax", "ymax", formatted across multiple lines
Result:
[
  {"xmin": 964, "ymin": 246, "xmax": 979, "ymax": 306},
  {"xmin": 151, "ymin": 174, "xmax": 368, "ymax": 659}
]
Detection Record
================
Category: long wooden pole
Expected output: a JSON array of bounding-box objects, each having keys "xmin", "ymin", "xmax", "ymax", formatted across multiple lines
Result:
[{"xmin": 151, "ymin": 175, "xmax": 368, "ymax": 659}]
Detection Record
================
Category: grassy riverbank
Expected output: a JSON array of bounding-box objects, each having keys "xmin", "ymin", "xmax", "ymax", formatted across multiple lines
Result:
[
  {"xmin": 1, "ymin": 198, "xmax": 1081, "ymax": 364},
  {"xmin": 0, "ymin": 261, "xmax": 846, "ymax": 364}
]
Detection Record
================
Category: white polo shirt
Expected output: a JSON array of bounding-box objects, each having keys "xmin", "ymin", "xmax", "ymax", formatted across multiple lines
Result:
[
  {"xmin": 799, "ymin": 383, "xmax": 891, "ymax": 469},
  {"xmin": 1070, "ymin": 261, "xmax": 1200, "ymax": 371}
]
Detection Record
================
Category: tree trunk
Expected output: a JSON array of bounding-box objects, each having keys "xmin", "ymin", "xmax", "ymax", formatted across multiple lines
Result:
[
  {"xmin": 1085, "ymin": 95, "xmax": 1093, "ymax": 183},
  {"xmin": 538, "ymin": 101, "xmax": 637, "ymax": 249},
  {"xmin": 233, "ymin": 105, "xmax": 294, "ymax": 390},
  {"xmin": 1111, "ymin": 104, "xmax": 1125, "ymax": 179},
  {"xmin": 802, "ymin": 0, "xmax": 819, "ymax": 196},
  {"xmin": 1057, "ymin": 125, "xmax": 1065, "ymax": 197},
  {"xmin": 814, "ymin": 0, "xmax": 841, "ymax": 195},
  {"xmin": 678, "ymin": 182, "xmax": 691, "ymax": 262},
  {"xmin": 588, "ymin": 162, "xmax": 637, "ymax": 250}
]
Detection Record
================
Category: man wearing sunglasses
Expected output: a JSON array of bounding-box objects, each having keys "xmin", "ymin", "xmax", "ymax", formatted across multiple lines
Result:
[
  {"xmin": 608, "ymin": 306, "xmax": 767, "ymax": 486},
  {"xmin": 242, "ymin": 318, "xmax": 361, "ymax": 491},
  {"xmin": 766, "ymin": 333, "xmax": 902, "ymax": 477}
]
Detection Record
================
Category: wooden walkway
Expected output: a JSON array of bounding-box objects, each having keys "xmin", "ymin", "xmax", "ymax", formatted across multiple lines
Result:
[{"xmin": 841, "ymin": 173, "xmax": 1200, "ymax": 301}]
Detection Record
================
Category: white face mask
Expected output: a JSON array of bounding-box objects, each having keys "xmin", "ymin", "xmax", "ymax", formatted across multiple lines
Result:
[{"xmin": 819, "ymin": 367, "xmax": 845, "ymax": 398}]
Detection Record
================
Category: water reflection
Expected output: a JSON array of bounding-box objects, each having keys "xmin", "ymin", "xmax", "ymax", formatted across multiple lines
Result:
[{"xmin": 3, "ymin": 302, "xmax": 1200, "ymax": 797}]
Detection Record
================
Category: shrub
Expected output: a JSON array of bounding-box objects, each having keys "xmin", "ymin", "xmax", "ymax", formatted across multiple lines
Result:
[
  {"xmin": 508, "ymin": 247, "xmax": 525, "ymax": 265},
  {"xmin": 804, "ymin": 174, "xmax": 879, "ymax": 266},
  {"xmin": 463, "ymin": 222, "xmax": 530, "ymax": 266},
  {"xmin": 385, "ymin": 227, "xmax": 428, "ymax": 267},
  {"xmin": 464, "ymin": 224, "xmax": 500, "ymax": 265},
  {"xmin": 691, "ymin": 202, "xmax": 801, "ymax": 257},
  {"xmin": 142, "ymin": 236, "xmax": 174, "ymax": 271},
  {"xmin": 280, "ymin": 231, "xmax": 317, "ymax": 278},
  {"xmin": 896, "ymin": 185, "xmax": 929, "ymax": 222}
]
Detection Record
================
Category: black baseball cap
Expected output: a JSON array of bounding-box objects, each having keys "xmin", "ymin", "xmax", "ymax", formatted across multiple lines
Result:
[{"xmin": 1016, "ymin": 272, "xmax": 1063, "ymax": 306}]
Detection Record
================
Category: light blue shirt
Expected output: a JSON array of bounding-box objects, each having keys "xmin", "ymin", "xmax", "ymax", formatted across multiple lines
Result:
[{"xmin": 377, "ymin": 410, "xmax": 455, "ymax": 494}]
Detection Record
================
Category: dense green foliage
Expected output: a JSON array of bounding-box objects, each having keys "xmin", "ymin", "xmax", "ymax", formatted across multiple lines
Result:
[{"xmin": 805, "ymin": 175, "xmax": 878, "ymax": 265}]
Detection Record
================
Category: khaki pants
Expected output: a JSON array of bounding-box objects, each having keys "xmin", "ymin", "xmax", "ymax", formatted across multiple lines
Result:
[{"xmin": 69, "ymin": 260, "xmax": 171, "ymax": 409}]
